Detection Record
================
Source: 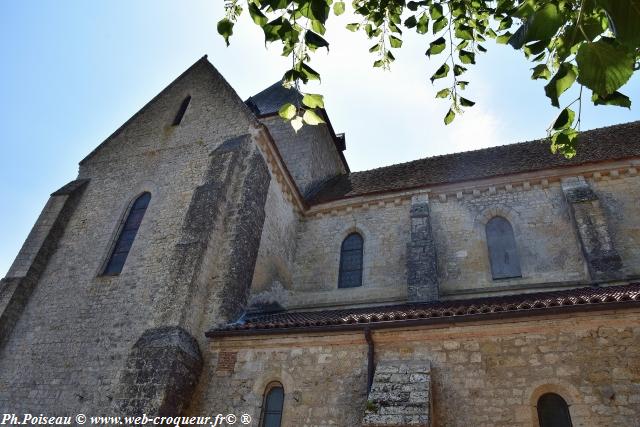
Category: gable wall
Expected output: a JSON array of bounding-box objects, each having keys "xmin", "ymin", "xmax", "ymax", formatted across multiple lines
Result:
[{"xmin": 0, "ymin": 60, "xmax": 263, "ymax": 414}]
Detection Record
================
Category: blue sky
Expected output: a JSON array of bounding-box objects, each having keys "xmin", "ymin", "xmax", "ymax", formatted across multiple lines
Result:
[{"xmin": 1, "ymin": 1, "xmax": 638, "ymax": 276}]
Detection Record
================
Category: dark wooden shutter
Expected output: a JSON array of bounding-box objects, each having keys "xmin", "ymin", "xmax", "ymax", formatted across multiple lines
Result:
[
  {"xmin": 262, "ymin": 385, "xmax": 284, "ymax": 427},
  {"xmin": 486, "ymin": 216, "xmax": 522, "ymax": 279},
  {"xmin": 103, "ymin": 192, "xmax": 151, "ymax": 275},
  {"xmin": 537, "ymin": 393, "xmax": 573, "ymax": 427},
  {"xmin": 339, "ymin": 233, "xmax": 363, "ymax": 288}
]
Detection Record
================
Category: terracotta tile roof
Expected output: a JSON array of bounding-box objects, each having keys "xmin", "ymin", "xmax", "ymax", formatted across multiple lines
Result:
[
  {"xmin": 206, "ymin": 283, "xmax": 640, "ymax": 337},
  {"xmin": 308, "ymin": 121, "xmax": 640, "ymax": 205}
]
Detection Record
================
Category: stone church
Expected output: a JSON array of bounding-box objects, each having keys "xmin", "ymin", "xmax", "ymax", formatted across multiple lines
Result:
[{"xmin": 1, "ymin": 56, "xmax": 639, "ymax": 426}]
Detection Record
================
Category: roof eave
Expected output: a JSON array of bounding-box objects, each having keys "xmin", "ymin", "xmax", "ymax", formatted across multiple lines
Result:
[{"xmin": 205, "ymin": 299, "xmax": 640, "ymax": 338}]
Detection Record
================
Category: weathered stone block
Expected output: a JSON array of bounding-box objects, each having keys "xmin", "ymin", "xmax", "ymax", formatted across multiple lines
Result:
[
  {"xmin": 363, "ymin": 360, "xmax": 431, "ymax": 426},
  {"xmin": 113, "ymin": 326, "xmax": 202, "ymax": 416}
]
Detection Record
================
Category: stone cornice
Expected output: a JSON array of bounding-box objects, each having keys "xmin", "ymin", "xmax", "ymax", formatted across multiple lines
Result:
[{"xmin": 305, "ymin": 158, "xmax": 640, "ymax": 218}]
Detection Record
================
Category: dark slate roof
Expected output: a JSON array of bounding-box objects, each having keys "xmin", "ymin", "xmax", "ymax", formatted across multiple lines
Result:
[
  {"xmin": 206, "ymin": 283, "xmax": 640, "ymax": 337},
  {"xmin": 246, "ymin": 81, "xmax": 303, "ymax": 116},
  {"xmin": 246, "ymin": 81, "xmax": 351, "ymax": 173},
  {"xmin": 309, "ymin": 121, "xmax": 640, "ymax": 205}
]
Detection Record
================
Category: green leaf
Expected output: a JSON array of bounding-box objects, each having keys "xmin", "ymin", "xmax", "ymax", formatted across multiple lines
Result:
[
  {"xmin": 300, "ymin": 62, "xmax": 321, "ymax": 82},
  {"xmin": 457, "ymin": 80, "xmax": 469, "ymax": 89},
  {"xmin": 459, "ymin": 50, "xmax": 476, "ymax": 64},
  {"xmin": 373, "ymin": 59, "xmax": 385, "ymax": 68},
  {"xmin": 430, "ymin": 3, "xmax": 443, "ymax": 20},
  {"xmin": 311, "ymin": 20, "xmax": 326, "ymax": 35},
  {"xmin": 432, "ymin": 16, "xmax": 447, "ymax": 33},
  {"xmin": 460, "ymin": 97, "xmax": 475, "ymax": 107},
  {"xmin": 278, "ymin": 103, "xmax": 297, "ymax": 120},
  {"xmin": 531, "ymin": 64, "xmax": 551, "ymax": 80},
  {"xmin": 455, "ymin": 24, "xmax": 474, "ymax": 40},
  {"xmin": 453, "ymin": 64, "xmax": 467, "ymax": 76},
  {"xmin": 575, "ymin": 39, "xmax": 634, "ymax": 97},
  {"xmin": 389, "ymin": 35, "xmax": 403, "ymax": 48},
  {"xmin": 552, "ymin": 107, "xmax": 575, "ymax": 131},
  {"xmin": 305, "ymin": 31, "xmax": 329, "ymax": 51},
  {"xmin": 248, "ymin": 3, "xmax": 268, "ymax": 26},
  {"xmin": 298, "ymin": 0, "xmax": 330, "ymax": 23},
  {"xmin": 302, "ymin": 109, "xmax": 325, "ymax": 125},
  {"xmin": 369, "ymin": 43, "xmax": 381, "ymax": 53},
  {"xmin": 599, "ymin": 0, "xmax": 640, "ymax": 46},
  {"xmin": 444, "ymin": 108, "xmax": 456, "ymax": 125},
  {"xmin": 496, "ymin": 31, "xmax": 512, "ymax": 44},
  {"xmin": 417, "ymin": 13, "xmax": 429, "ymax": 34},
  {"xmin": 282, "ymin": 69, "xmax": 304, "ymax": 85},
  {"xmin": 346, "ymin": 23, "xmax": 360, "ymax": 32},
  {"xmin": 217, "ymin": 18, "xmax": 234, "ymax": 46},
  {"xmin": 426, "ymin": 37, "xmax": 446, "ymax": 57},
  {"xmin": 523, "ymin": 40, "xmax": 547, "ymax": 57},
  {"xmin": 333, "ymin": 1, "xmax": 346, "ymax": 16},
  {"xmin": 291, "ymin": 116, "xmax": 304, "ymax": 132},
  {"xmin": 544, "ymin": 63, "xmax": 577, "ymax": 107},
  {"xmin": 302, "ymin": 93, "xmax": 325, "ymax": 109},
  {"xmin": 477, "ymin": 44, "xmax": 487, "ymax": 52},
  {"xmin": 514, "ymin": 0, "xmax": 536, "ymax": 19},
  {"xmin": 436, "ymin": 88, "xmax": 450, "ymax": 98},
  {"xmin": 404, "ymin": 15, "xmax": 418, "ymax": 28},
  {"xmin": 550, "ymin": 128, "xmax": 579, "ymax": 158},
  {"xmin": 498, "ymin": 16, "xmax": 513, "ymax": 31},
  {"xmin": 430, "ymin": 63, "xmax": 450, "ymax": 82},
  {"xmin": 524, "ymin": 3, "xmax": 563, "ymax": 42},
  {"xmin": 591, "ymin": 91, "xmax": 632, "ymax": 108}
]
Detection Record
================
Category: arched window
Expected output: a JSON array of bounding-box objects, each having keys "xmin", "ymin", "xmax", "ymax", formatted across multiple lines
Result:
[
  {"xmin": 486, "ymin": 216, "xmax": 522, "ymax": 280},
  {"xmin": 103, "ymin": 192, "xmax": 151, "ymax": 275},
  {"xmin": 537, "ymin": 393, "xmax": 573, "ymax": 427},
  {"xmin": 261, "ymin": 383, "xmax": 284, "ymax": 427},
  {"xmin": 338, "ymin": 232, "xmax": 363, "ymax": 288}
]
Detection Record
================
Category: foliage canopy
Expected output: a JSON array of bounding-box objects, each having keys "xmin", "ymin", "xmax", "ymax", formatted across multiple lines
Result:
[{"xmin": 218, "ymin": 0, "xmax": 640, "ymax": 157}]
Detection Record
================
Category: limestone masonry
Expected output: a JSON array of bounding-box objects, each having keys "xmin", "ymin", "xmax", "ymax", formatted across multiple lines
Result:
[{"xmin": 1, "ymin": 56, "xmax": 639, "ymax": 426}]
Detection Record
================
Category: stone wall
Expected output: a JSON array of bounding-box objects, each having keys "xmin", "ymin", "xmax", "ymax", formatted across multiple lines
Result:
[
  {"xmin": 286, "ymin": 173, "xmax": 640, "ymax": 309},
  {"xmin": 0, "ymin": 59, "xmax": 264, "ymax": 414},
  {"xmin": 591, "ymin": 172, "xmax": 640, "ymax": 278},
  {"xmin": 289, "ymin": 200, "xmax": 411, "ymax": 309},
  {"xmin": 430, "ymin": 180, "xmax": 589, "ymax": 296},
  {"xmin": 250, "ymin": 179, "xmax": 300, "ymax": 293},
  {"xmin": 287, "ymin": 180, "xmax": 596, "ymax": 309},
  {"xmin": 261, "ymin": 116, "xmax": 346, "ymax": 197},
  {"xmin": 202, "ymin": 309, "xmax": 640, "ymax": 426}
]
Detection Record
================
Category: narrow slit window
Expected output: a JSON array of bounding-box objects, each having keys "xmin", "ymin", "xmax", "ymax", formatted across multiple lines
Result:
[
  {"xmin": 103, "ymin": 192, "xmax": 151, "ymax": 275},
  {"xmin": 486, "ymin": 216, "xmax": 522, "ymax": 280},
  {"xmin": 172, "ymin": 95, "xmax": 191, "ymax": 126},
  {"xmin": 338, "ymin": 232, "xmax": 363, "ymax": 288},
  {"xmin": 537, "ymin": 393, "xmax": 573, "ymax": 427},
  {"xmin": 261, "ymin": 383, "xmax": 284, "ymax": 427}
]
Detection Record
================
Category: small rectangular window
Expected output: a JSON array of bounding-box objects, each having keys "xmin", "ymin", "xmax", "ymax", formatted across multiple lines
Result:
[{"xmin": 172, "ymin": 95, "xmax": 191, "ymax": 126}]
